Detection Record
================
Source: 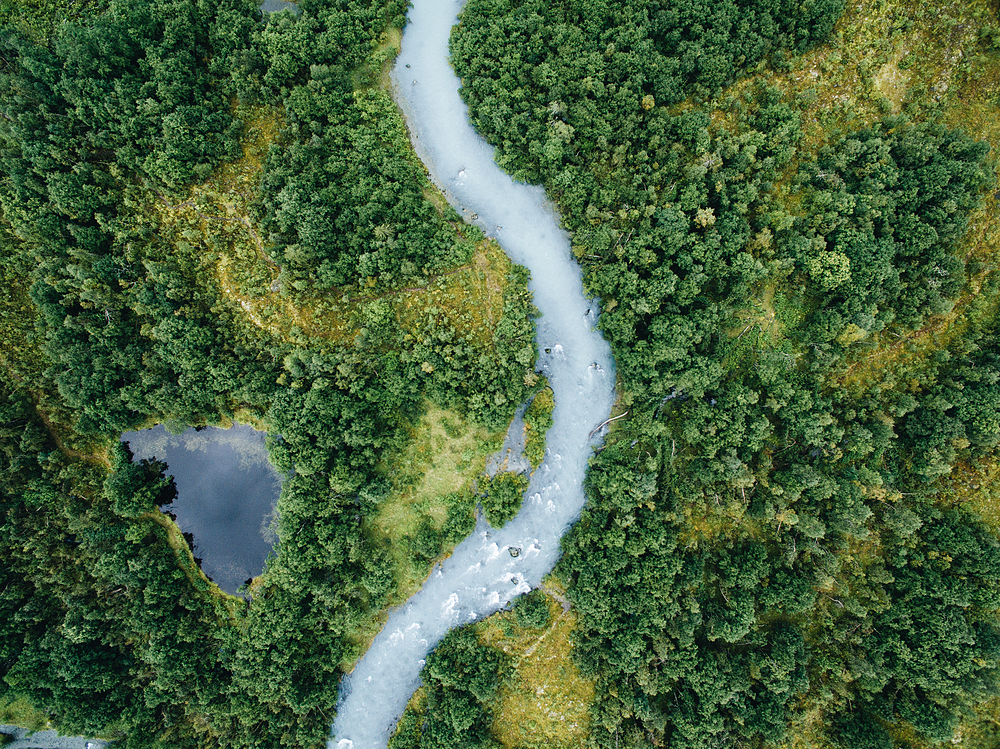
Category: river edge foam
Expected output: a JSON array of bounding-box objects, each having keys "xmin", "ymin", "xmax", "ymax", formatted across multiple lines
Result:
[{"xmin": 328, "ymin": 0, "xmax": 617, "ymax": 746}]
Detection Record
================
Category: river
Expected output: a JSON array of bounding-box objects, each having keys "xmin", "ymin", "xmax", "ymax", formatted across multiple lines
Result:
[
  {"xmin": 0, "ymin": 725, "xmax": 109, "ymax": 749},
  {"xmin": 328, "ymin": 0, "xmax": 616, "ymax": 746}
]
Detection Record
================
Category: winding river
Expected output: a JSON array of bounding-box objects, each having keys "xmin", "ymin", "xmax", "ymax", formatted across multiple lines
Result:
[{"xmin": 328, "ymin": 0, "xmax": 616, "ymax": 746}]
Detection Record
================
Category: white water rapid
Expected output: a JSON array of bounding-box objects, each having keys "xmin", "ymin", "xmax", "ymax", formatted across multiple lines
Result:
[{"xmin": 328, "ymin": 0, "xmax": 617, "ymax": 746}]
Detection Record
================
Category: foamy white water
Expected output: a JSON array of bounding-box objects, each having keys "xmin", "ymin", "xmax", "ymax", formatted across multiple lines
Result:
[{"xmin": 328, "ymin": 0, "xmax": 616, "ymax": 745}]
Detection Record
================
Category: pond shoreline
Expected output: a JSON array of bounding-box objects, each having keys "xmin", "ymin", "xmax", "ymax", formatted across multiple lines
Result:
[{"xmin": 121, "ymin": 423, "xmax": 282, "ymax": 596}]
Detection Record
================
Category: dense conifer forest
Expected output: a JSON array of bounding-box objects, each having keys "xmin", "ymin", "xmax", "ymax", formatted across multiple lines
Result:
[
  {"xmin": 3, "ymin": 0, "xmax": 1000, "ymax": 746},
  {"xmin": 395, "ymin": 0, "xmax": 1000, "ymax": 747},
  {"xmin": 0, "ymin": 0, "xmax": 539, "ymax": 745}
]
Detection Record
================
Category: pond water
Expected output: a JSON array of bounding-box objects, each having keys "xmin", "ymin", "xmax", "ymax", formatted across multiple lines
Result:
[
  {"xmin": 259, "ymin": 0, "xmax": 299, "ymax": 13},
  {"xmin": 120, "ymin": 424, "xmax": 282, "ymax": 595},
  {"xmin": 328, "ymin": 0, "xmax": 617, "ymax": 745}
]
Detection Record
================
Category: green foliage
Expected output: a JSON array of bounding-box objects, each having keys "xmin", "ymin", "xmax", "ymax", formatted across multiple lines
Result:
[
  {"xmin": 0, "ymin": 0, "xmax": 538, "ymax": 745},
  {"xmin": 0, "ymin": 380, "xmax": 227, "ymax": 746},
  {"xmin": 257, "ymin": 82, "xmax": 471, "ymax": 289},
  {"xmin": 4, "ymin": 0, "xmax": 999, "ymax": 744},
  {"xmin": 451, "ymin": 0, "xmax": 1000, "ymax": 745},
  {"xmin": 451, "ymin": 0, "xmax": 843, "ymax": 183},
  {"xmin": 411, "ymin": 516, "xmax": 443, "ymax": 560},
  {"xmin": 0, "ymin": 0, "xmax": 261, "ymax": 433},
  {"xmin": 522, "ymin": 384, "xmax": 554, "ymax": 469},
  {"xmin": 104, "ymin": 442, "xmax": 176, "ymax": 518},
  {"xmin": 399, "ymin": 265, "xmax": 538, "ymax": 430},
  {"xmin": 512, "ymin": 589, "xmax": 549, "ymax": 629},
  {"xmin": 793, "ymin": 118, "xmax": 993, "ymax": 341},
  {"xmin": 858, "ymin": 510, "xmax": 1000, "ymax": 736},
  {"xmin": 899, "ymin": 337, "xmax": 1000, "ymax": 478},
  {"xmin": 390, "ymin": 626, "xmax": 509, "ymax": 749},
  {"xmin": 388, "ymin": 705, "xmax": 425, "ymax": 749},
  {"xmin": 480, "ymin": 471, "xmax": 529, "ymax": 528},
  {"xmin": 0, "ymin": 0, "xmax": 107, "ymax": 41},
  {"xmin": 442, "ymin": 490, "xmax": 478, "ymax": 545},
  {"xmin": 2, "ymin": 0, "xmax": 243, "ymax": 189}
]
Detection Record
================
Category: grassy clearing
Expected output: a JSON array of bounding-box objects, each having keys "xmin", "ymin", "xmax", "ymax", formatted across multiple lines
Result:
[
  {"xmin": 298, "ymin": 238, "xmax": 513, "ymax": 350},
  {"xmin": 834, "ymin": 281, "xmax": 1000, "ymax": 392},
  {"xmin": 153, "ymin": 35, "xmax": 518, "ymax": 354},
  {"xmin": 724, "ymin": 280, "xmax": 801, "ymax": 372},
  {"xmin": 370, "ymin": 403, "xmax": 503, "ymax": 603},
  {"xmin": 477, "ymin": 581, "xmax": 594, "ymax": 749},
  {"xmin": 150, "ymin": 105, "xmax": 302, "ymax": 341},
  {"xmin": 959, "ymin": 695, "xmax": 1000, "ymax": 749},
  {"xmin": 395, "ymin": 242, "xmax": 511, "ymax": 349},
  {"xmin": 728, "ymin": 283, "xmax": 780, "ymax": 341},
  {"xmin": 342, "ymin": 404, "xmax": 504, "ymax": 671},
  {"xmin": 152, "ymin": 104, "xmax": 516, "ymax": 356},
  {"xmin": 0, "ymin": 694, "xmax": 49, "ymax": 734},
  {"xmin": 376, "ymin": 26, "xmax": 403, "ymax": 90},
  {"xmin": 212, "ymin": 103, "xmax": 287, "ymax": 196},
  {"xmin": 718, "ymin": 0, "xmax": 1000, "ymax": 155},
  {"xmin": 675, "ymin": 484, "xmax": 761, "ymax": 551}
]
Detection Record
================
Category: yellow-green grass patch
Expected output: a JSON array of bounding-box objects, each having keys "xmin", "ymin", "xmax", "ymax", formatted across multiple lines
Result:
[
  {"xmin": 713, "ymin": 0, "xmax": 1000, "ymax": 153},
  {"xmin": 149, "ymin": 107, "xmax": 296, "ymax": 341},
  {"xmin": 394, "ymin": 242, "xmax": 512, "ymax": 350},
  {"xmin": 477, "ymin": 583, "xmax": 594, "ymax": 749},
  {"xmin": 0, "ymin": 694, "xmax": 49, "ymax": 734},
  {"xmin": 371, "ymin": 403, "xmax": 502, "ymax": 603},
  {"xmin": 376, "ymin": 26, "xmax": 403, "ymax": 90}
]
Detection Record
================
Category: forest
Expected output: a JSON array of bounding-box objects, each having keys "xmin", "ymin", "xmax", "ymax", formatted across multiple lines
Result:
[
  {"xmin": 3, "ymin": 0, "xmax": 1000, "ymax": 745},
  {"xmin": 440, "ymin": 0, "xmax": 1000, "ymax": 745},
  {"xmin": 0, "ymin": 0, "xmax": 539, "ymax": 745}
]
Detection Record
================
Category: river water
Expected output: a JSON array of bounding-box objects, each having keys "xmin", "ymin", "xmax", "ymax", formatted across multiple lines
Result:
[
  {"xmin": 0, "ymin": 725, "xmax": 109, "ymax": 749},
  {"xmin": 258, "ymin": 0, "xmax": 298, "ymax": 13},
  {"xmin": 328, "ymin": 0, "xmax": 616, "ymax": 746}
]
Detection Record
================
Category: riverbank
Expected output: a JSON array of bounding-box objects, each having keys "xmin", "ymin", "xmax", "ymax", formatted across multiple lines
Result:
[{"xmin": 328, "ymin": 0, "xmax": 615, "ymax": 745}]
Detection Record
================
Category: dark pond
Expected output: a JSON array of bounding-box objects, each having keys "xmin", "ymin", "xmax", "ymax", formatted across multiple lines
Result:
[
  {"xmin": 120, "ymin": 424, "xmax": 282, "ymax": 595},
  {"xmin": 259, "ymin": 0, "xmax": 299, "ymax": 13}
]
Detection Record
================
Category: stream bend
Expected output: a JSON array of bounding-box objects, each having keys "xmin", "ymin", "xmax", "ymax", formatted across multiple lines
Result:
[{"xmin": 329, "ymin": 0, "xmax": 616, "ymax": 745}]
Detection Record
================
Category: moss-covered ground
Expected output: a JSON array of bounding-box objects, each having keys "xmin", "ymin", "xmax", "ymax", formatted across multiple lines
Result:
[
  {"xmin": 372, "ymin": 404, "xmax": 503, "ymax": 603},
  {"xmin": 0, "ymin": 694, "xmax": 49, "ymax": 734},
  {"xmin": 477, "ymin": 581, "xmax": 594, "ymax": 749}
]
